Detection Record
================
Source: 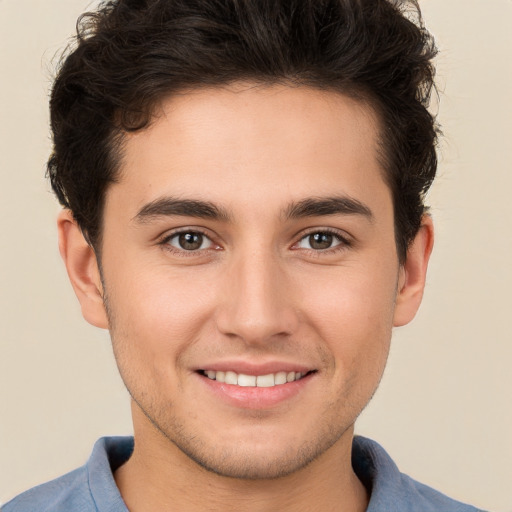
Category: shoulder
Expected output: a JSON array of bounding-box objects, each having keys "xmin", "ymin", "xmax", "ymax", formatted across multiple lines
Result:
[
  {"xmin": 2, "ymin": 437, "xmax": 133, "ymax": 512},
  {"xmin": 397, "ymin": 472, "xmax": 485, "ymax": 512},
  {"xmin": 2, "ymin": 466, "xmax": 93, "ymax": 512},
  {"xmin": 352, "ymin": 436, "xmax": 487, "ymax": 512}
]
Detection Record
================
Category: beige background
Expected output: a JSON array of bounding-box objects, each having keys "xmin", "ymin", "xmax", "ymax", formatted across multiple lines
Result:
[{"xmin": 1, "ymin": 1, "xmax": 511, "ymax": 510}]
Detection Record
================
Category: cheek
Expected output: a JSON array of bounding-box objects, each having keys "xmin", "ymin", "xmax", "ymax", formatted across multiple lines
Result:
[
  {"xmin": 105, "ymin": 266, "xmax": 217, "ymax": 371},
  {"xmin": 297, "ymin": 264, "xmax": 396, "ymax": 375}
]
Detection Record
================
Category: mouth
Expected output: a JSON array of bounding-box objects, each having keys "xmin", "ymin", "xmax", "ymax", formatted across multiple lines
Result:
[{"xmin": 198, "ymin": 369, "xmax": 314, "ymax": 388}]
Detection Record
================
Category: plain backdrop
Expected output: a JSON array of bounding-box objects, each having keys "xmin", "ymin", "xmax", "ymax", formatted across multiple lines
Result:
[{"xmin": 1, "ymin": 1, "xmax": 511, "ymax": 510}]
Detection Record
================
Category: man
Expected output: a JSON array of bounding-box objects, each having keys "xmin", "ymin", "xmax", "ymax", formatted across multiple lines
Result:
[{"xmin": 3, "ymin": 0, "xmax": 485, "ymax": 511}]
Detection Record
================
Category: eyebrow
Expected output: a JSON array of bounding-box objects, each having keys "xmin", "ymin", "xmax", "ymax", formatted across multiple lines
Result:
[
  {"xmin": 284, "ymin": 196, "xmax": 374, "ymax": 221},
  {"xmin": 134, "ymin": 197, "xmax": 231, "ymax": 223},
  {"xmin": 133, "ymin": 194, "xmax": 373, "ymax": 224}
]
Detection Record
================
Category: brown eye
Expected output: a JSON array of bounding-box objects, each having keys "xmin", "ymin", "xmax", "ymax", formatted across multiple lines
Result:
[
  {"xmin": 167, "ymin": 231, "xmax": 212, "ymax": 251},
  {"xmin": 295, "ymin": 231, "xmax": 345, "ymax": 251},
  {"xmin": 179, "ymin": 233, "xmax": 203, "ymax": 250},
  {"xmin": 309, "ymin": 233, "xmax": 334, "ymax": 250}
]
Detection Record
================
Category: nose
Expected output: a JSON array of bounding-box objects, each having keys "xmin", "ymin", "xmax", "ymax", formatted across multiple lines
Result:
[{"xmin": 215, "ymin": 248, "xmax": 299, "ymax": 345}]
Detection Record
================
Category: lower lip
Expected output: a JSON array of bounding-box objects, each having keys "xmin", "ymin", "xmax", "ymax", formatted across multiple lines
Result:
[{"xmin": 198, "ymin": 373, "xmax": 314, "ymax": 410}]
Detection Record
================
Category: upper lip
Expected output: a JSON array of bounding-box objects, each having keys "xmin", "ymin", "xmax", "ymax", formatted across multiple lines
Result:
[{"xmin": 195, "ymin": 360, "xmax": 315, "ymax": 375}]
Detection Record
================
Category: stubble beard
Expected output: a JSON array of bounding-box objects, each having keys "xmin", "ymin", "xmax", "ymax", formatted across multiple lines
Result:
[
  {"xmin": 126, "ymin": 386, "xmax": 358, "ymax": 480},
  {"xmin": 112, "ymin": 337, "xmax": 372, "ymax": 481},
  {"xmin": 101, "ymin": 280, "xmax": 384, "ymax": 481}
]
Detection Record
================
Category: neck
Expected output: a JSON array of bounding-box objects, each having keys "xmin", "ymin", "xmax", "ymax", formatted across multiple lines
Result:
[{"xmin": 115, "ymin": 423, "xmax": 368, "ymax": 512}]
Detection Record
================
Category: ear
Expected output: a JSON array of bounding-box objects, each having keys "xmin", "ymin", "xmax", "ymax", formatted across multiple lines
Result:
[
  {"xmin": 393, "ymin": 215, "xmax": 434, "ymax": 327},
  {"xmin": 57, "ymin": 209, "xmax": 109, "ymax": 329}
]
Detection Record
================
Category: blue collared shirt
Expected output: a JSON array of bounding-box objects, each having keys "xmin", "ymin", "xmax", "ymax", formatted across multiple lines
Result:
[{"xmin": 3, "ymin": 436, "xmax": 486, "ymax": 511}]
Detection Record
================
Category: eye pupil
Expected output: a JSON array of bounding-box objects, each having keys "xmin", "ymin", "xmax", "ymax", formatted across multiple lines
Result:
[
  {"xmin": 309, "ymin": 233, "xmax": 333, "ymax": 250},
  {"xmin": 179, "ymin": 232, "xmax": 203, "ymax": 250}
]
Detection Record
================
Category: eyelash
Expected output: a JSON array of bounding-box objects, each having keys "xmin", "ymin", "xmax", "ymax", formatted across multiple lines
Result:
[
  {"xmin": 293, "ymin": 228, "xmax": 352, "ymax": 255},
  {"xmin": 158, "ymin": 228, "xmax": 352, "ymax": 257},
  {"xmin": 159, "ymin": 228, "xmax": 219, "ymax": 257}
]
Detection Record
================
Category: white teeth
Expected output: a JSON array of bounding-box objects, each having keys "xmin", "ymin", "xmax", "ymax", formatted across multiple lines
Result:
[
  {"xmin": 256, "ymin": 374, "xmax": 275, "ymax": 387},
  {"xmin": 275, "ymin": 371, "xmax": 287, "ymax": 385},
  {"xmin": 225, "ymin": 371, "xmax": 238, "ymax": 385},
  {"xmin": 238, "ymin": 374, "xmax": 257, "ymax": 387},
  {"xmin": 203, "ymin": 370, "xmax": 307, "ymax": 387}
]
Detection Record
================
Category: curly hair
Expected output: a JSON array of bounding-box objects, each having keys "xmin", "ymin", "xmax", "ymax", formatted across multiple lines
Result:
[{"xmin": 48, "ymin": 0, "xmax": 438, "ymax": 262}]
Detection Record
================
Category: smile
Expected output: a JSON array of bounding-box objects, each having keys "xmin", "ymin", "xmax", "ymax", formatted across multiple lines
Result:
[{"xmin": 199, "ymin": 370, "xmax": 309, "ymax": 387}]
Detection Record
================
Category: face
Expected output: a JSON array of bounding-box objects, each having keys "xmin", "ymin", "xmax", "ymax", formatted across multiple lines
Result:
[{"xmin": 76, "ymin": 84, "xmax": 419, "ymax": 479}]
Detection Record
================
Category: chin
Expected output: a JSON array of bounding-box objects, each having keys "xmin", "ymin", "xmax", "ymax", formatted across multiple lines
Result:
[
  {"xmin": 159, "ymin": 420, "xmax": 350, "ymax": 480},
  {"xmin": 177, "ymin": 443, "xmax": 318, "ymax": 480}
]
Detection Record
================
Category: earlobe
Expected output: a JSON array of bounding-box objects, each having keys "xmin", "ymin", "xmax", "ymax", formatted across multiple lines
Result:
[
  {"xmin": 393, "ymin": 215, "xmax": 434, "ymax": 327},
  {"xmin": 57, "ymin": 210, "xmax": 109, "ymax": 329}
]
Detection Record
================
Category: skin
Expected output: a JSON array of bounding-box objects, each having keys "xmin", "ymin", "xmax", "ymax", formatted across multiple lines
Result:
[{"xmin": 58, "ymin": 84, "xmax": 433, "ymax": 512}]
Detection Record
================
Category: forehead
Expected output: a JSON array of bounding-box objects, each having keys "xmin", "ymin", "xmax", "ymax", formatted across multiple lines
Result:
[{"xmin": 111, "ymin": 83, "xmax": 387, "ymax": 216}]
